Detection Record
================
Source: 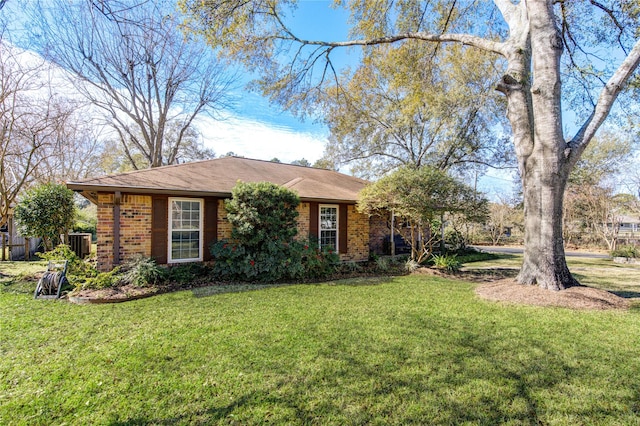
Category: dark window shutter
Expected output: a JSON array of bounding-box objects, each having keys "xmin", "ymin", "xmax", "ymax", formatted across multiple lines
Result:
[
  {"xmin": 151, "ymin": 196, "xmax": 168, "ymax": 264},
  {"xmin": 339, "ymin": 204, "xmax": 348, "ymax": 254},
  {"xmin": 309, "ymin": 201, "xmax": 319, "ymax": 240},
  {"xmin": 203, "ymin": 197, "xmax": 218, "ymax": 261}
]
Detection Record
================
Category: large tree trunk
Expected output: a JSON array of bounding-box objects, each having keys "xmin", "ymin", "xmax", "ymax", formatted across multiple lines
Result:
[
  {"xmin": 505, "ymin": 0, "xmax": 579, "ymax": 290},
  {"xmin": 517, "ymin": 159, "xmax": 579, "ymax": 290}
]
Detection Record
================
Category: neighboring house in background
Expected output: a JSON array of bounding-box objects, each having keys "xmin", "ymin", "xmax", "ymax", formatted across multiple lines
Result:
[
  {"xmin": 67, "ymin": 157, "xmax": 390, "ymax": 271},
  {"xmin": 617, "ymin": 215, "xmax": 640, "ymax": 236}
]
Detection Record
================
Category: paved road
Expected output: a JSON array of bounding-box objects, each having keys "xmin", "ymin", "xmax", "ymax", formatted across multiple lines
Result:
[{"xmin": 471, "ymin": 245, "xmax": 609, "ymax": 259}]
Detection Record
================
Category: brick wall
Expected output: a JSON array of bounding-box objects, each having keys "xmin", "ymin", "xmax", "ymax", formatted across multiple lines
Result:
[
  {"xmin": 96, "ymin": 192, "xmax": 152, "ymax": 271},
  {"xmin": 120, "ymin": 194, "xmax": 152, "ymax": 262},
  {"xmin": 296, "ymin": 202, "xmax": 310, "ymax": 240},
  {"xmin": 96, "ymin": 193, "xmax": 377, "ymax": 270},
  {"xmin": 216, "ymin": 199, "xmax": 233, "ymax": 240},
  {"xmin": 341, "ymin": 205, "xmax": 370, "ymax": 262},
  {"xmin": 96, "ymin": 193, "xmax": 114, "ymax": 271}
]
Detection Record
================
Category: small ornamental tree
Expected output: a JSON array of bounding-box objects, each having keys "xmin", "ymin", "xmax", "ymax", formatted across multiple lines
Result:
[
  {"xmin": 211, "ymin": 181, "xmax": 303, "ymax": 282},
  {"xmin": 14, "ymin": 183, "xmax": 75, "ymax": 251},
  {"xmin": 358, "ymin": 166, "xmax": 487, "ymax": 263}
]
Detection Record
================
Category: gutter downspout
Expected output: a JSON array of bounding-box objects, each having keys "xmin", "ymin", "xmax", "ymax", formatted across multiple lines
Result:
[{"xmin": 113, "ymin": 191, "xmax": 121, "ymax": 266}]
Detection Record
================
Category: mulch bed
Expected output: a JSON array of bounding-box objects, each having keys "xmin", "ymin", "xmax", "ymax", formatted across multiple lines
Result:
[
  {"xmin": 474, "ymin": 279, "xmax": 630, "ymax": 310},
  {"xmin": 416, "ymin": 267, "xmax": 630, "ymax": 310}
]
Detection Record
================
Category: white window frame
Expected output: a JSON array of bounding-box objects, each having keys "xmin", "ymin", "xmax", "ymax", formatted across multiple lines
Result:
[
  {"xmin": 319, "ymin": 204, "xmax": 339, "ymax": 251},
  {"xmin": 168, "ymin": 197, "xmax": 204, "ymax": 263}
]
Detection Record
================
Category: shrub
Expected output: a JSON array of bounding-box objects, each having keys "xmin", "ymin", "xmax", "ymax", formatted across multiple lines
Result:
[
  {"xmin": 431, "ymin": 253, "xmax": 461, "ymax": 272},
  {"xmin": 211, "ymin": 240, "xmax": 245, "ymax": 281},
  {"xmin": 14, "ymin": 183, "xmax": 75, "ymax": 251},
  {"xmin": 211, "ymin": 182, "xmax": 307, "ymax": 283},
  {"xmin": 120, "ymin": 256, "xmax": 167, "ymax": 287},
  {"xmin": 79, "ymin": 268, "xmax": 122, "ymax": 290},
  {"xmin": 168, "ymin": 263, "xmax": 212, "ymax": 284},
  {"xmin": 444, "ymin": 228, "xmax": 467, "ymax": 251},
  {"xmin": 405, "ymin": 259, "xmax": 420, "ymax": 273},
  {"xmin": 37, "ymin": 244, "xmax": 98, "ymax": 287},
  {"xmin": 339, "ymin": 261, "xmax": 363, "ymax": 274},
  {"xmin": 454, "ymin": 249, "xmax": 499, "ymax": 264},
  {"xmin": 299, "ymin": 239, "xmax": 340, "ymax": 279},
  {"xmin": 611, "ymin": 245, "xmax": 639, "ymax": 259},
  {"xmin": 375, "ymin": 256, "xmax": 390, "ymax": 272}
]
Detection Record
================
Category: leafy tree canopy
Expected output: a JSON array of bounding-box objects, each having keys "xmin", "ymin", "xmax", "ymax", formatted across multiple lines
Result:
[
  {"xmin": 320, "ymin": 41, "xmax": 511, "ymax": 178},
  {"xmin": 358, "ymin": 166, "xmax": 487, "ymax": 261},
  {"xmin": 14, "ymin": 183, "xmax": 75, "ymax": 251}
]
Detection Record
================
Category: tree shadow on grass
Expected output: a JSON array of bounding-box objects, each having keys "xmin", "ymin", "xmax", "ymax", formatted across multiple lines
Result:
[
  {"xmin": 191, "ymin": 283, "xmax": 290, "ymax": 298},
  {"xmin": 106, "ymin": 314, "xmax": 618, "ymax": 425},
  {"xmin": 191, "ymin": 276, "xmax": 397, "ymax": 298},
  {"xmin": 320, "ymin": 276, "xmax": 397, "ymax": 286},
  {"xmin": 608, "ymin": 290, "xmax": 640, "ymax": 299}
]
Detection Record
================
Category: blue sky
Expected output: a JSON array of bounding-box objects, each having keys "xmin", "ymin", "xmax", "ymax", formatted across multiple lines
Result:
[
  {"xmin": 201, "ymin": 1, "xmax": 353, "ymax": 163},
  {"xmin": 1, "ymin": 0, "xmax": 517, "ymax": 198}
]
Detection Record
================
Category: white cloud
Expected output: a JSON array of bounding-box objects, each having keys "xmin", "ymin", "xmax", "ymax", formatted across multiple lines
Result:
[{"xmin": 197, "ymin": 115, "xmax": 328, "ymax": 164}]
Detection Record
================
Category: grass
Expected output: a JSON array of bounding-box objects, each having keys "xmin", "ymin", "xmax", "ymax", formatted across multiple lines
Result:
[
  {"xmin": 1, "ymin": 259, "xmax": 640, "ymax": 424},
  {"xmin": 462, "ymin": 253, "xmax": 640, "ymax": 300},
  {"xmin": 0, "ymin": 260, "xmax": 47, "ymax": 294}
]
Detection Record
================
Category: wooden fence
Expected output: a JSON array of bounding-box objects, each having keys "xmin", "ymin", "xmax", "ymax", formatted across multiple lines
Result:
[{"xmin": 1, "ymin": 233, "xmax": 41, "ymax": 261}]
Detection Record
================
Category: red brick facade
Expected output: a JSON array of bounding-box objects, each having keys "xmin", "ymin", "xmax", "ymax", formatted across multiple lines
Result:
[{"xmin": 96, "ymin": 193, "xmax": 378, "ymax": 271}]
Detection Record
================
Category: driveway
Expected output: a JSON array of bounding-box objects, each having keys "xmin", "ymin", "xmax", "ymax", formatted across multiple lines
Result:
[{"xmin": 471, "ymin": 245, "xmax": 609, "ymax": 259}]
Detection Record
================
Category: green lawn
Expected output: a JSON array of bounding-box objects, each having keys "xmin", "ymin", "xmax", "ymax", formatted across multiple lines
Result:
[
  {"xmin": 1, "ymin": 260, "xmax": 640, "ymax": 424},
  {"xmin": 465, "ymin": 253, "xmax": 640, "ymax": 299}
]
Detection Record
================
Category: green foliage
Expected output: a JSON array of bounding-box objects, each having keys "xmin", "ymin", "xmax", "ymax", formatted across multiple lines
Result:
[
  {"xmin": 79, "ymin": 268, "xmax": 122, "ymax": 290},
  {"xmin": 444, "ymin": 228, "xmax": 466, "ymax": 251},
  {"xmin": 211, "ymin": 182, "xmax": 307, "ymax": 283},
  {"xmin": 611, "ymin": 245, "xmax": 639, "ymax": 259},
  {"xmin": 339, "ymin": 261, "xmax": 363, "ymax": 274},
  {"xmin": 299, "ymin": 238, "xmax": 340, "ymax": 279},
  {"xmin": 167, "ymin": 263, "xmax": 212, "ymax": 284},
  {"xmin": 211, "ymin": 236, "xmax": 341, "ymax": 282},
  {"xmin": 14, "ymin": 183, "xmax": 76, "ymax": 251},
  {"xmin": 454, "ymin": 250, "xmax": 499, "ymax": 264},
  {"xmin": 120, "ymin": 256, "xmax": 167, "ymax": 288},
  {"xmin": 37, "ymin": 244, "xmax": 97, "ymax": 287},
  {"xmin": 359, "ymin": 166, "xmax": 487, "ymax": 262},
  {"xmin": 320, "ymin": 42, "xmax": 507, "ymax": 179},
  {"xmin": 569, "ymin": 129, "xmax": 634, "ymax": 186},
  {"xmin": 359, "ymin": 166, "xmax": 485, "ymax": 222},
  {"xmin": 225, "ymin": 181, "xmax": 300, "ymax": 248},
  {"xmin": 374, "ymin": 256, "xmax": 390, "ymax": 272},
  {"xmin": 431, "ymin": 253, "xmax": 461, "ymax": 272},
  {"xmin": 73, "ymin": 204, "xmax": 97, "ymax": 239}
]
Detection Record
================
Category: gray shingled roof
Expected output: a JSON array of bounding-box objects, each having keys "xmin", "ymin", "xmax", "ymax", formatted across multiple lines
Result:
[{"xmin": 67, "ymin": 157, "xmax": 369, "ymax": 203}]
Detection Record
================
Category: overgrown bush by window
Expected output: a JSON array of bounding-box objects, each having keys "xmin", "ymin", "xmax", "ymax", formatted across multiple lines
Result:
[
  {"xmin": 120, "ymin": 256, "xmax": 167, "ymax": 287},
  {"xmin": 299, "ymin": 239, "xmax": 340, "ymax": 278},
  {"xmin": 211, "ymin": 236, "xmax": 341, "ymax": 282},
  {"xmin": 210, "ymin": 182, "xmax": 305, "ymax": 282},
  {"xmin": 167, "ymin": 263, "xmax": 212, "ymax": 284}
]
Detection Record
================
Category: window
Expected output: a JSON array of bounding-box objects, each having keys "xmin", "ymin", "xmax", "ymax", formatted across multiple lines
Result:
[
  {"xmin": 168, "ymin": 198, "xmax": 203, "ymax": 263},
  {"xmin": 319, "ymin": 205, "xmax": 338, "ymax": 251}
]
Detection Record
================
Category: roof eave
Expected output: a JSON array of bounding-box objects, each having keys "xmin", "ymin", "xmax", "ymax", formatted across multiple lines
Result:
[{"xmin": 68, "ymin": 183, "xmax": 359, "ymax": 205}]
